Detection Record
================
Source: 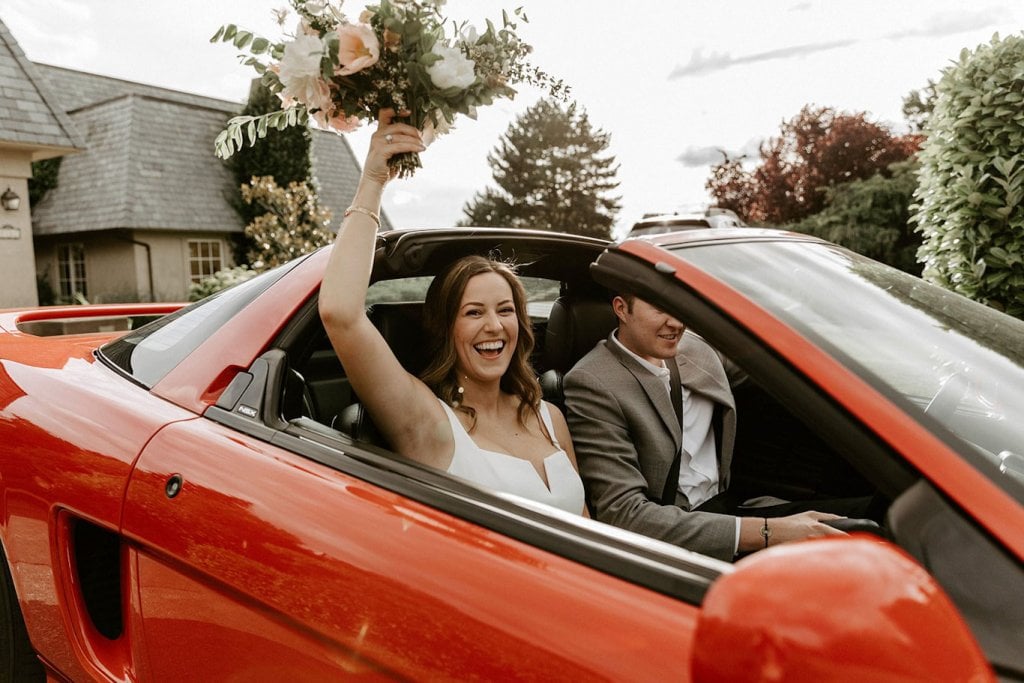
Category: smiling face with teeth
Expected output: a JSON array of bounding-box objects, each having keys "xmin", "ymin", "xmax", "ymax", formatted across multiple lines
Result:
[
  {"xmin": 613, "ymin": 295, "xmax": 686, "ymax": 365},
  {"xmin": 420, "ymin": 255, "xmax": 540, "ymax": 411},
  {"xmin": 452, "ymin": 272, "xmax": 520, "ymax": 384}
]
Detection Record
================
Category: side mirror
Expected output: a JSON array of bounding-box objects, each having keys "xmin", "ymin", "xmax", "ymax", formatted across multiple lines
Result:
[{"xmin": 692, "ymin": 538, "xmax": 993, "ymax": 682}]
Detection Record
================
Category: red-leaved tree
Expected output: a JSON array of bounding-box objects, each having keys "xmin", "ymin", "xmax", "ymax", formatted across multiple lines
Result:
[{"xmin": 707, "ymin": 106, "xmax": 921, "ymax": 225}]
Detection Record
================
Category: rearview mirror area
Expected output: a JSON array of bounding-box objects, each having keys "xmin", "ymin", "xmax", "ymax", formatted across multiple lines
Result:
[{"xmin": 692, "ymin": 538, "xmax": 993, "ymax": 682}]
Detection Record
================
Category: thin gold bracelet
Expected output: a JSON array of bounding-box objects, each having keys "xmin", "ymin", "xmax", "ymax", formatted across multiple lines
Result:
[{"xmin": 344, "ymin": 205, "xmax": 381, "ymax": 229}]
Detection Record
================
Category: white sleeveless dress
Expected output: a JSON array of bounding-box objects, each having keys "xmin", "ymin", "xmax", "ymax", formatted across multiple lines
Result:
[{"xmin": 440, "ymin": 400, "xmax": 586, "ymax": 515}]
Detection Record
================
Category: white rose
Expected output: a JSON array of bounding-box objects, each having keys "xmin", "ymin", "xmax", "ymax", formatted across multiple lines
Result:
[
  {"xmin": 426, "ymin": 44, "xmax": 476, "ymax": 90},
  {"xmin": 279, "ymin": 31, "xmax": 324, "ymax": 83},
  {"xmin": 277, "ymin": 31, "xmax": 329, "ymax": 108}
]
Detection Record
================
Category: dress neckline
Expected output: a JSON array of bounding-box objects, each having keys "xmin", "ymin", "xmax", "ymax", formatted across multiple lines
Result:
[
  {"xmin": 474, "ymin": 446, "xmax": 566, "ymax": 493},
  {"xmin": 441, "ymin": 400, "xmax": 566, "ymax": 492}
]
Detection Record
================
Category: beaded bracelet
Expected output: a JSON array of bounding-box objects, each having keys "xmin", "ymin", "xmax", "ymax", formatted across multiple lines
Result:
[{"xmin": 344, "ymin": 205, "xmax": 381, "ymax": 229}]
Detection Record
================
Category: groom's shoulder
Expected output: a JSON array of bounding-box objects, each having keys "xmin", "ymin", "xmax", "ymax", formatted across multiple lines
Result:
[{"xmin": 567, "ymin": 339, "xmax": 616, "ymax": 376}]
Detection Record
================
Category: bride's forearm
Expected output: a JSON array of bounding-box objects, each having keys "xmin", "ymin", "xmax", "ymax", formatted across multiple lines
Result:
[{"xmin": 319, "ymin": 176, "xmax": 386, "ymax": 335}]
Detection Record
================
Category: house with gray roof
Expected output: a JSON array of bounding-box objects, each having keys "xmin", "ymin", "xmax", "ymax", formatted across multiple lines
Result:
[
  {"xmin": 0, "ymin": 17, "xmax": 85, "ymax": 308},
  {"xmin": 1, "ymin": 17, "xmax": 380, "ymax": 307}
]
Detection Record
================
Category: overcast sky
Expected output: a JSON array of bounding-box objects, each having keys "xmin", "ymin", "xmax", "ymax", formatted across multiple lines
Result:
[{"xmin": 5, "ymin": 1, "xmax": 1023, "ymax": 237}]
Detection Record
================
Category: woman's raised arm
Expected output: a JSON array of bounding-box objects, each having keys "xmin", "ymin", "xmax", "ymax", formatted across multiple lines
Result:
[{"xmin": 318, "ymin": 110, "xmax": 451, "ymax": 466}]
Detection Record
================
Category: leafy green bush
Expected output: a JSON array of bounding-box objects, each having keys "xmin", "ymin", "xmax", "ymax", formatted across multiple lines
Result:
[
  {"xmin": 791, "ymin": 160, "xmax": 923, "ymax": 275},
  {"xmin": 913, "ymin": 33, "xmax": 1024, "ymax": 318},
  {"xmin": 28, "ymin": 158, "xmax": 62, "ymax": 207}
]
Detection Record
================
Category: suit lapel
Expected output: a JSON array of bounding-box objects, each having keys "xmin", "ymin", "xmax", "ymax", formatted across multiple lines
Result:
[
  {"xmin": 603, "ymin": 333, "xmax": 682, "ymax": 451},
  {"xmin": 676, "ymin": 346, "xmax": 735, "ymax": 410}
]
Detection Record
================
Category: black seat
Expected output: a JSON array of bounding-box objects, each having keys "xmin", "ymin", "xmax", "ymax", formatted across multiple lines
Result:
[
  {"xmin": 337, "ymin": 401, "xmax": 385, "ymax": 445},
  {"xmin": 367, "ymin": 302, "xmax": 428, "ymax": 376},
  {"xmin": 336, "ymin": 302, "xmax": 428, "ymax": 446},
  {"xmin": 539, "ymin": 296, "xmax": 617, "ymax": 409},
  {"xmin": 281, "ymin": 368, "xmax": 315, "ymax": 421}
]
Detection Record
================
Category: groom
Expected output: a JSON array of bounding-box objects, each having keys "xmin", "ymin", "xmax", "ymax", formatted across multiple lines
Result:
[{"xmin": 564, "ymin": 292, "xmax": 869, "ymax": 562}]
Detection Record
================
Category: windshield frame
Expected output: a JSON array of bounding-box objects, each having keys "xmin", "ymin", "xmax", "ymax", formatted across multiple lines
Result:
[{"xmin": 668, "ymin": 238, "xmax": 1024, "ymax": 502}]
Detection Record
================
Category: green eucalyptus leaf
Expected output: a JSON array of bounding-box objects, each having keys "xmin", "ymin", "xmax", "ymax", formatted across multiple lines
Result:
[{"xmin": 234, "ymin": 31, "xmax": 253, "ymax": 50}]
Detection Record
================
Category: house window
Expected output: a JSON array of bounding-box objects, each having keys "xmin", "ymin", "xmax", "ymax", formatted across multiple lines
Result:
[
  {"xmin": 57, "ymin": 243, "xmax": 87, "ymax": 301},
  {"xmin": 188, "ymin": 240, "xmax": 224, "ymax": 283}
]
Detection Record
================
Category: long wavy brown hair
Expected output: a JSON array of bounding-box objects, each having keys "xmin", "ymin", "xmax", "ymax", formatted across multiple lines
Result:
[{"xmin": 420, "ymin": 255, "xmax": 543, "ymax": 432}]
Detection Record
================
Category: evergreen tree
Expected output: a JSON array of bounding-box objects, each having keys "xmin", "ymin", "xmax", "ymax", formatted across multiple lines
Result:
[
  {"xmin": 227, "ymin": 79, "xmax": 314, "ymax": 263},
  {"xmin": 28, "ymin": 158, "xmax": 62, "ymax": 207},
  {"xmin": 902, "ymin": 79, "xmax": 938, "ymax": 133},
  {"xmin": 913, "ymin": 34, "xmax": 1024, "ymax": 318},
  {"xmin": 460, "ymin": 99, "xmax": 620, "ymax": 239}
]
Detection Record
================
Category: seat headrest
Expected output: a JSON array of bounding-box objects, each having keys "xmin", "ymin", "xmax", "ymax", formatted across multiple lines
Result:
[
  {"xmin": 544, "ymin": 297, "xmax": 617, "ymax": 373},
  {"xmin": 367, "ymin": 302, "xmax": 428, "ymax": 376}
]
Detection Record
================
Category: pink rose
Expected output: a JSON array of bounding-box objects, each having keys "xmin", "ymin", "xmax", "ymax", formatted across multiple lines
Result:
[
  {"xmin": 313, "ymin": 108, "xmax": 362, "ymax": 133},
  {"xmin": 334, "ymin": 24, "xmax": 380, "ymax": 76}
]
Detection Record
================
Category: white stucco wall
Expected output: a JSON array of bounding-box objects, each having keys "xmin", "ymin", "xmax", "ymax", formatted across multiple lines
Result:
[{"xmin": 0, "ymin": 152, "xmax": 38, "ymax": 309}]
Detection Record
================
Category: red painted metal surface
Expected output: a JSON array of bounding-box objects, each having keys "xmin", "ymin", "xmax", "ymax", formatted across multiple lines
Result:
[
  {"xmin": 0, "ymin": 303, "xmax": 183, "ymax": 330},
  {"xmin": 120, "ymin": 417, "xmax": 698, "ymax": 679},
  {"xmin": 0, "ymin": 353, "xmax": 195, "ymax": 680},
  {"xmin": 693, "ymin": 538, "xmax": 994, "ymax": 682}
]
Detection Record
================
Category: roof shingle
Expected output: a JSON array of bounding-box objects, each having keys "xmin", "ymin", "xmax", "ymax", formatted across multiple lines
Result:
[
  {"xmin": 27, "ymin": 64, "xmax": 382, "ymax": 235},
  {"xmin": 0, "ymin": 19, "xmax": 85, "ymax": 155}
]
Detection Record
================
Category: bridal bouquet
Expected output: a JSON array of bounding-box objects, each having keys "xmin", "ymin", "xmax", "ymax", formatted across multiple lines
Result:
[{"xmin": 212, "ymin": 0, "xmax": 568, "ymax": 177}]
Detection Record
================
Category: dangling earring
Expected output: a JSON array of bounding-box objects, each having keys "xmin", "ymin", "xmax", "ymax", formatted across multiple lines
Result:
[{"xmin": 452, "ymin": 384, "xmax": 465, "ymax": 408}]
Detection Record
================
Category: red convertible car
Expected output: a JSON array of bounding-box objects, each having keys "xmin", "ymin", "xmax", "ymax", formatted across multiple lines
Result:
[{"xmin": 1, "ymin": 227, "xmax": 1021, "ymax": 681}]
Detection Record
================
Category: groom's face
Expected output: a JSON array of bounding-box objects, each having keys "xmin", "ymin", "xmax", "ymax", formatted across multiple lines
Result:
[{"xmin": 613, "ymin": 296, "xmax": 685, "ymax": 364}]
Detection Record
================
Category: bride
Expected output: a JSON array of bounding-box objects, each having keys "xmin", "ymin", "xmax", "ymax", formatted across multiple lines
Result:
[{"xmin": 319, "ymin": 109, "xmax": 588, "ymax": 516}]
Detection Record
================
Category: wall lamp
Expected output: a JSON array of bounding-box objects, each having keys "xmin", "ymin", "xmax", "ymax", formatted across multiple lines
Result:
[{"xmin": 1, "ymin": 188, "xmax": 21, "ymax": 212}]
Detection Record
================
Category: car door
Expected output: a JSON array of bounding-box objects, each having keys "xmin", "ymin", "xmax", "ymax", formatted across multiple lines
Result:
[{"xmin": 120, "ymin": 399, "xmax": 707, "ymax": 680}]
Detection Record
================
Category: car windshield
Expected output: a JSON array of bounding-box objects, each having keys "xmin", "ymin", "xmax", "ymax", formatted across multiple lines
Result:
[
  {"xmin": 99, "ymin": 259, "xmax": 301, "ymax": 387},
  {"xmin": 676, "ymin": 240, "xmax": 1024, "ymax": 492}
]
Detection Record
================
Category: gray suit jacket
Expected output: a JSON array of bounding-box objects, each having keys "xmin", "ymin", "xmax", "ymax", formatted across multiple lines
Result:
[{"xmin": 564, "ymin": 330, "xmax": 740, "ymax": 561}]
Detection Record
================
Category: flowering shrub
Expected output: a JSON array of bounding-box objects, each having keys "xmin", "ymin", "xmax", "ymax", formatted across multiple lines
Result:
[
  {"xmin": 213, "ymin": 0, "xmax": 568, "ymax": 177},
  {"xmin": 241, "ymin": 175, "xmax": 334, "ymax": 269},
  {"xmin": 189, "ymin": 266, "xmax": 258, "ymax": 301}
]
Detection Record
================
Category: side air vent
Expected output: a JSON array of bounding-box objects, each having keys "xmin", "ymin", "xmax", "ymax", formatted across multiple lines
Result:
[{"xmin": 72, "ymin": 520, "xmax": 123, "ymax": 640}]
